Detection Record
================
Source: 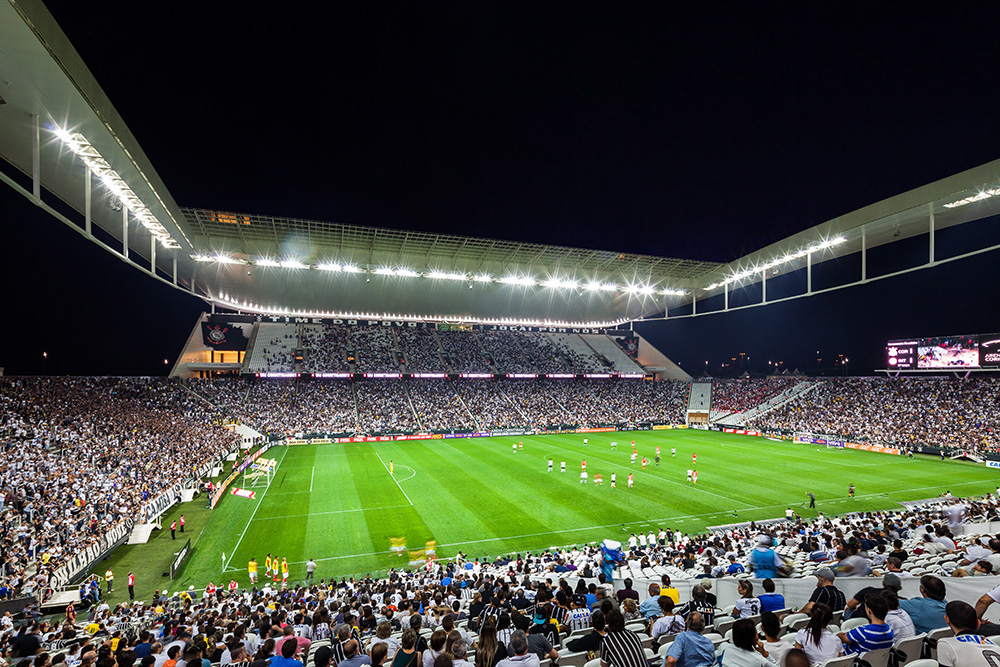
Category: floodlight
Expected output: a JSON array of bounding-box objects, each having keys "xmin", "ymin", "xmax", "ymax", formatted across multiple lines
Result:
[
  {"xmin": 316, "ymin": 262, "xmax": 342, "ymax": 271},
  {"xmin": 428, "ymin": 271, "xmax": 467, "ymax": 281},
  {"xmin": 342, "ymin": 264, "xmax": 362, "ymax": 273},
  {"xmin": 395, "ymin": 268, "xmax": 420, "ymax": 277},
  {"xmin": 499, "ymin": 276, "xmax": 535, "ymax": 286},
  {"xmin": 374, "ymin": 267, "xmax": 395, "ymax": 275},
  {"xmin": 53, "ymin": 128, "xmax": 180, "ymax": 248},
  {"xmin": 280, "ymin": 259, "xmax": 307, "ymax": 269},
  {"xmin": 214, "ymin": 254, "xmax": 241, "ymax": 264},
  {"xmin": 472, "ymin": 274, "xmax": 493, "ymax": 283},
  {"xmin": 256, "ymin": 258, "xmax": 280, "ymax": 267},
  {"xmin": 192, "ymin": 255, "xmax": 214, "ymax": 262},
  {"xmin": 944, "ymin": 187, "xmax": 1000, "ymax": 209}
]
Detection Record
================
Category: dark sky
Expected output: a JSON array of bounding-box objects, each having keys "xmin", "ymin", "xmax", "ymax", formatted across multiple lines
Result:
[{"xmin": 2, "ymin": 2, "xmax": 999, "ymax": 376}]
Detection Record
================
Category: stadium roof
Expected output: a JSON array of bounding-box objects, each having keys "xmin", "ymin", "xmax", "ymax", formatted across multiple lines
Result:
[{"xmin": 1, "ymin": 0, "xmax": 999, "ymax": 326}]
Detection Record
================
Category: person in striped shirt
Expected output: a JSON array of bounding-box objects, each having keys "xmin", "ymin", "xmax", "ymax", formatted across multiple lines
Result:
[
  {"xmin": 599, "ymin": 609, "xmax": 646, "ymax": 667},
  {"xmin": 837, "ymin": 593, "xmax": 893, "ymax": 655},
  {"xmin": 567, "ymin": 596, "xmax": 593, "ymax": 632}
]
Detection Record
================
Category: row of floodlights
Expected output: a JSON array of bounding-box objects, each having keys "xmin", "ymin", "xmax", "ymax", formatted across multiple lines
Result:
[
  {"xmin": 194, "ymin": 254, "xmax": 687, "ymax": 296},
  {"xmin": 53, "ymin": 128, "xmax": 181, "ymax": 249},
  {"xmin": 704, "ymin": 236, "xmax": 847, "ymax": 291}
]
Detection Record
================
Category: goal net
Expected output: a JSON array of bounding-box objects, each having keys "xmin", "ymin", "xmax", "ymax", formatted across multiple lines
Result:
[{"xmin": 243, "ymin": 457, "xmax": 278, "ymax": 488}]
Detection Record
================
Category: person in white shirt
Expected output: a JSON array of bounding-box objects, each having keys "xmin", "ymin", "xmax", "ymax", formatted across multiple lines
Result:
[
  {"xmin": 881, "ymin": 590, "xmax": 915, "ymax": 645},
  {"xmin": 938, "ymin": 600, "xmax": 1000, "ymax": 667},
  {"xmin": 732, "ymin": 581, "xmax": 761, "ymax": 619},
  {"xmin": 759, "ymin": 613, "xmax": 793, "ymax": 666}
]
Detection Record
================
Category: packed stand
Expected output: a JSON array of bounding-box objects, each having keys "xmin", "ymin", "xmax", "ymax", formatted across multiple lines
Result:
[
  {"xmin": 437, "ymin": 332, "xmax": 490, "ymax": 373},
  {"xmin": 223, "ymin": 381, "xmax": 358, "ymax": 436},
  {"xmin": 354, "ymin": 380, "xmax": 419, "ymax": 433},
  {"xmin": 407, "ymin": 381, "xmax": 476, "ymax": 430},
  {"xmin": 751, "ymin": 377, "xmax": 1000, "ymax": 453},
  {"xmin": 548, "ymin": 333, "xmax": 609, "ymax": 372},
  {"xmin": 710, "ymin": 378, "xmax": 798, "ymax": 415},
  {"xmin": 351, "ymin": 328, "xmax": 400, "ymax": 374},
  {"xmin": 396, "ymin": 328, "xmax": 447, "ymax": 373},
  {"xmin": 301, "ymin": 324, "xmax": 352, "ymax": 373},
  {"xmin": 514, "ymin": 335, "xmax": 573, "ymax": 374},
  {"xmin": 503, "ymin": 380, "xmax": 573, "ymax": 427},
  {"xmin": 475, "ymin": 331, "xmax": 533, "ymax": 373},
  {"xmin": 0, "ymin": 377, "xmax": 236, "ymax": 600},
  {"xmin": 454, "ymin": 381, "xmax": 527, "ymax": 431}
]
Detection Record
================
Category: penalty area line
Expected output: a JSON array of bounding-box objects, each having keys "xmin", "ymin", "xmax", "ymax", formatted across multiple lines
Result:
[{"xmin": 224, "ymin": 444, "xmax": 289, "ymax": 571}]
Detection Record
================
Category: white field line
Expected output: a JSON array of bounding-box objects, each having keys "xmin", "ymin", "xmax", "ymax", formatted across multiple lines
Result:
[
  {"xmin": 310, "ymin": 466, "xmax": 315, "ymax": 493},
  {"xmin": 224, "ymin": 445, "xmax": 289, "ymax": 570},
  {"xmin": 251, "ymin": 504, "xmax": 413, "ymax": 521},
  {"xmin": 372, "ymin": 447, "xmax": 413, "ymax": 506}
]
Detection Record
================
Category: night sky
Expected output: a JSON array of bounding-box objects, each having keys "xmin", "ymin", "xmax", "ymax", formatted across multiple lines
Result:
[{"xmin": 2, "ymin": 2, "xmax": 999, "ymax": 376}]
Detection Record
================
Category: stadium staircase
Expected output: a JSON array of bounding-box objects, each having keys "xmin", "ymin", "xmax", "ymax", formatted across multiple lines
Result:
[
  {"xmin": 401, "ymin": 384, "xmax": 423, "ymax": 429},
  {"xmin": 712, "ymin": 380, "xmax": 821, "ymax": 426},
  {"xmin": 687, "ymin": 382, "xmax": 712, "ymax": 424},
  {"xmin": 240, "ymin": 323, "xmax": 261, "ymax": 373}
]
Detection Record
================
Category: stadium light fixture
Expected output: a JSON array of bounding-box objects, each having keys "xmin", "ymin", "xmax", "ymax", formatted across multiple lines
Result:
[
  {"xmin": 374, "ymin": 267, "xmax": 396, "ymax": 276},
  {"xmin": 316, "ymin": 262, "xmax": 342, "ymax": 271},
  {"xmin": 704, "ymin": 235, "xmax": 847, "ymax": 290},
  {"xmin": 428, "ymin": 270, "xmax": 468, "ymax": 281},
  {"xmin": 192, "ymin": 254, "xmax": 214, "ymax": 262},
  {"xmin": 499, "ymin": 275, "xmax": 536, "ymax": 286},
  {"xmin": 660, "ymin": 288, "xmax": 686, "ymax": 296},
  {"xmin": 255, "ymin": 258, "xmax": 281, "ymax": 267},
  {"xmin": 395, "ymin": 268, "xmax": 420, "ymax": 277},
  {"xmin": 543, "ymin": 277, "xmax": 579, "ymax": 289},
  {"xmin": 342, "ymin": 264, "xmax": 362, "ymax": 273},
  {"xmin": 472, "ymin": 274, "xmax": 493, "ymax": 283},
  {"xmin": 214, "ymin": 254, "xmax": 242, "ymax": 265},
  {"xmin": 943, "ymin": 187, "xmax": 1000, "ymax": 209},
  {"xmin": 53, "ymin": 128, "xmax": 181, "ymax": 249},
  {"xmin": 280, "ymin": 259, "xmax": 307, "ymax": 269}
]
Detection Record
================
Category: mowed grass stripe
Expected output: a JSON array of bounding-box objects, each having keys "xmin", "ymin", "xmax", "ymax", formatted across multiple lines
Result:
[{"xmin": 174, "ymin": 431, "xmax": 1000, "ymax": 583}]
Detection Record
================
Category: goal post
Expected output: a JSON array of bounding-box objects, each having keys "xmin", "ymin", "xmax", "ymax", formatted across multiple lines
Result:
[{"xmin": 243, "ymin": 456, "xmax": 278, "ymax": 488}]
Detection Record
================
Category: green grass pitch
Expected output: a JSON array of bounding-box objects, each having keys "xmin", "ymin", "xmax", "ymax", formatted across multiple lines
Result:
[{"xmin": 111, "ymin": 429, "xmax": 1000, "ymax": 600}]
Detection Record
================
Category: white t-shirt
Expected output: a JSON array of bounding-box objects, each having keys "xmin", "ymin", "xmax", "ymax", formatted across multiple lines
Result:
[
  {"xmin": 794, "ymin": 628, "xmax": 841, "ymax": 665},
  {"xmin": 937, "ymin": 634, "xmax": 1000, "ymax": 666},
  {"xmin": 733, "ymin": 597, "xmax": 761, "ymax": 618}
]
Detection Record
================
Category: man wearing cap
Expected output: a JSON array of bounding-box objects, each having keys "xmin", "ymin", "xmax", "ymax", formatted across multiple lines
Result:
[
  {"xmin": 527, "ymin": 606, "xmax": 559, "ymax": 657},
  {"xmin": 844, "ymin": 573, "xmax": 903, "ymax": 620},
  {"xmin": 798, "ymin": 568, "xmax": 845, "ymax": 615}
]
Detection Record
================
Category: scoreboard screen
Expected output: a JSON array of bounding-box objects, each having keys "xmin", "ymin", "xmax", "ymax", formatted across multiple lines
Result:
[
  {"xmin": 917, "ymin": 334, "xmax": 979, "ymax": 368},
  {"xmin": 981, "ymin": 334, "xmax": 1000, "ymax": 368},
  {"xmin": 886, "ymin": 340, "xmax": 918, "ymax": 369}
]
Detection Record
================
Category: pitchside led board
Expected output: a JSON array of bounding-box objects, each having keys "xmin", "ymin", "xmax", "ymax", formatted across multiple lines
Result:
[{"xmin": 886, "ymin": 333, "xmax": 1000, "ymax": 369}]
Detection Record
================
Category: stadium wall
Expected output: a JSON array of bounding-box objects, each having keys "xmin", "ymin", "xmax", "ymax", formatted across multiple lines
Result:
[{"xmin": 634, "ymin": 333, "xmax": 690, "ymax": 380}]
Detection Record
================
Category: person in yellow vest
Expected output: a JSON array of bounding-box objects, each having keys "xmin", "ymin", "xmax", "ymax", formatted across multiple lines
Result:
[
  {"xmin": 248, "ymin": 557, "xmax": 258, "ymax": 584},
  {"xmin": 273, "ymin": 556, "xmax": 280, "ymax": 582},
  {"xmin": 264, "ymin": 553, "xmax": 273, "ymax": 578},
  {"xmin": 390, "ymin": 460, "xmax": 394, "ymax": 475},
  {"xmin": 127, "ymin": 572, "xmax": 135, "ymax": 600},
  {"xmin": 105, "ymin": 568, "xmax": 113, "ymax": 593},
  {"xmin": 281, "ymin": 557, "xmax": 289, "ymax": 585}
]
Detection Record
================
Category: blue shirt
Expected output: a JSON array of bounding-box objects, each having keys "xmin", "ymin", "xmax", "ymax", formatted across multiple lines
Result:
[
  {"xmin": 758, "ymin": 593, "xmax": 785, "ymax": 613},
  {"xmin": 639, "ymin": 597, "xmax": 661, "ymax": 620},
  {"xmin": 270, "ymin": 656, "xmax": 304, "ymax": 667},
  {"xmin": 727, "ymin": 562, "xmax": 745, "ymax": 574},
  {"xmin": 663, "ymin": 631, "xmax": 715, "ymax": 667},
  {"xmin": 899, "ymin": 597, "xmax": 948, "ymax": 634},
  {"xmin": 844, "ymin": 623, "xmax": 893, "ymax": 654}
]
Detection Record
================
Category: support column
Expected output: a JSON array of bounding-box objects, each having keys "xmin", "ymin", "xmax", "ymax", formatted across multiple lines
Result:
[
  {"xmin": 32, "ymin": 115, "xmax": 40, "ymax": 199},
  {"xmin": 85, "ymin": 169, "xmax": 92, "ymax": 236},
  {"xmin": 929, "ymin": 203, "xmax": 936, "ymax": 264},
  {"xmin": 724, "ymin": 284, "xmax": 729, "ymax": 311},
  {"xmin": 692, "ymin": 294, "xmax": 697, "ymax": 316},
  {"xmin": 762, "ymin": 273, "xmax": 767, "ymax": 304},
  {"xmin": 807, "ymin": 253, "xmax": 813, "ymax": 294},
  {"xmin": 172, "ymin": 254, "xmax": 178, "ymax": 285},
  {"xmin": 862, "ymin": 227, "xmax": 867, "ymax": 281},
  {"xmin": 150, "ymin": 237, "xmax": 156, "ymax": 275},
  {"xmin": 122, "ymin": 207, "xmax": 129, "ymax": 258}
]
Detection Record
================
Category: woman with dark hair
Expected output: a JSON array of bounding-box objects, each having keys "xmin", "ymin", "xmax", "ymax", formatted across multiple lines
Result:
[
  {"xmin": 732, "ymin": 581, "xmax": 761, "ymax": 619},
  {"xmin": 793, "ymin": 604, "xmax": 841, "ymax": 665},
  {"xmin": 474, "ymin": 617, "xmax": 506, "ymax": 667},
  {"xmin": 720, "ymin": 619, "xmax": 776, "ymax": 666},
  {"xmin": 495, "ymin": 613, "xmax": 513, "ymax": 647},
  {"xmin": 391, "ymin": 630, "xmax": 419, "ymax": 667}
]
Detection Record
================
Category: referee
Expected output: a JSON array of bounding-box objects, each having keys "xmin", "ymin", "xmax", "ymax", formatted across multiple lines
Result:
[{"xmin": 599, "ymin": 609, "xmax": 646, "ymax": 667}]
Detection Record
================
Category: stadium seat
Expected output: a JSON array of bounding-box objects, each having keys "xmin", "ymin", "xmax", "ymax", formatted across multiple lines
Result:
[
  {"xmin": 891, "ymin": 633, "xmax": 925, "ymax": 666},
  {"xmin": 782, "ymin": 613, "xmax": 808, "ymax": 629},
  {"xmin": 840, "ymin": 617, "xmax": 868, "ymax": 632},
  {"xmin": 855, "ymin": 647, "xmax": 891, "ymax": 667},
  {"xmin": 583, "ymin": 659, "xmax": 602, "ymax": 667},
  {"xmin": 901, "ymin": 661, "xmax": 936, "ymax": 667}
]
